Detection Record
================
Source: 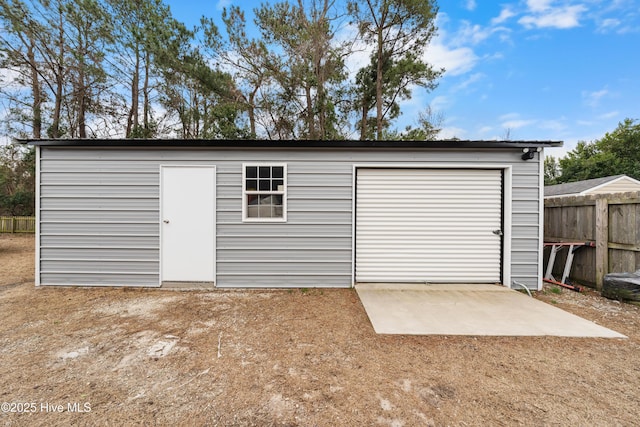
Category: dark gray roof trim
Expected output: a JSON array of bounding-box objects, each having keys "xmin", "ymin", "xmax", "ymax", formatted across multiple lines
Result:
[
  {"xmin": 22, "ymin": 138, "xmax": 563, "ymax": 149},
  {"xmin": 545, "ymin": 175, "xmax": 626, "ymax": 196}
]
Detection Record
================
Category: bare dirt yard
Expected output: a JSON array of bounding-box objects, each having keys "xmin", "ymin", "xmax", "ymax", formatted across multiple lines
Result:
[{"xmin": 1, "ymin": 234, "xmax": 639, "ymax": 426}]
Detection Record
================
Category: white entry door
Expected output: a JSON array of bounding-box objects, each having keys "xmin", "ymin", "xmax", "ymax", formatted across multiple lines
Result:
[{"xmin": 161, "ymin": 166, "xmax": 215, "ymax": 282}]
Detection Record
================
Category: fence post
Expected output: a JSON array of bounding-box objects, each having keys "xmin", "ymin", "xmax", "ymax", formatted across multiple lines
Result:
[
  {"xmin": 11, "ymin": 217, "xmax": 15, "ymax": 233},
  {"xmin": 595, "ymin": 197, "xmax": 609, "ymax": 291}
]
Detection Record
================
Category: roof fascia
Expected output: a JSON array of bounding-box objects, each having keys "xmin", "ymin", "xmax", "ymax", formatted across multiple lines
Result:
[{"xmin": 20, "ymin": 138, "xmax": 564, "ymax": 149}]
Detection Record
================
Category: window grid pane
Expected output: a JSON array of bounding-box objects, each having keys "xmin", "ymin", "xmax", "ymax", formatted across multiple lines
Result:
[
  {"xmin": 272, "ymin": 167, "xmax": 284, "ymax": 178},
  {"xmin": 246, "ymin": 167, "xmax": 258, "ymax": 178},
  {"xmin": 259, "ymin": 166, "xmax": 270, "ymax": 178},
  {"xmin": 244, "ymin": 165, "xmax": 285, "ymax": 220},
  {"xmin": 259, "ymin": 180, "xmax": 270, "ymax": 191}
]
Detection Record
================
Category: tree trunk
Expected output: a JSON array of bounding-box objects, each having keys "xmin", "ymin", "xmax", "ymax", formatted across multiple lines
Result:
[
  {"xmin": 27, "ymin": 38, "xmax": 42, "ymax": 139},
  {"xmin": 78, "ymin": 81, "xmax": 87, "ymax": 138},
  {"xmin": 360, "ymin": 97, "xmax": 368, "ymax": 140},
  {"xmin": 77, "ymin": 31, "xmax": 87, "ymax": 139},
  {"xmin": 143, "ymin": 50, "xmax": 150, "ymax": 134},
  {"xmin": 202, "ymin": 97, "xmax": 209, "ymax": 138},
  {"xmin": 375, "ymin": 30, "xmax": 384, "ymax": 140},
  {"xmin": 305, "ymin": 83, "xmax": 315, "ymax": 139},
  {"xmin": 127, "ymin": 44, "xmax": 140, "ymax": 137},
  {"xmin": 248, "ymin": 88, "xmax": 257, "ymax": 137},
  {"xmin": 51, "ymin": 9, "xmax": 65, "ymax": 138},
  {"xmin": 193, "ymin": 91, "xmax": 199, "ymax": 138},
  {"xmin": 315, "ymin": 47, "xmax": 326, "ymax": 140}
]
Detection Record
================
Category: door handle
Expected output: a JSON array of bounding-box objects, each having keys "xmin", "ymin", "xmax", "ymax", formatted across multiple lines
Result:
[
  {"xmin": 492, "ymin": 229, "xmax": 502, "ymax": 236},
  {"xmin": 163, "ymin": 220, "xmax": 170, "ymax": 224}
]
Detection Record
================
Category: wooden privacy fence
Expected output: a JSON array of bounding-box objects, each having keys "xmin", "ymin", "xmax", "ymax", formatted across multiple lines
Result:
[
  {"xmin": 0, "ymin": 216, "xmax": 36, "ymax": 233},
  {"xmin": 544, "ymin": 191, "xmax": 640, "ymax": 290}
]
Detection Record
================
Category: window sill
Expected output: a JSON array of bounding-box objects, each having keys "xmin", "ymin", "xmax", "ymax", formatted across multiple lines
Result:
[{"xmin": 242, "ymin": 218, "xmax": 288, "ymax": 223}]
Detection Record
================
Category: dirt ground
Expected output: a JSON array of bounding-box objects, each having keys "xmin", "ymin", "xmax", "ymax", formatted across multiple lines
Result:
[{"xmin": 1, "ymin": 234, "xmax": 639, "ymax": 426}]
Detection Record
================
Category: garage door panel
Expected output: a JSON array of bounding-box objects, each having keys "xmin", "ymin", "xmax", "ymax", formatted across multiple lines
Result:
[
  {"xmin": 357, "ymin": 250, "xmax": 501, "ymax": 257},
  {"xmin": 356, "ymin": 168, "xmax": 502, "ymax": 283},
  {"xmin": 356, "ymin": 227, "xmax": 500, "ymax": 235},
  {"xmin": 357, "ymin": 210, "xmax": 499, "ymax": 216}
]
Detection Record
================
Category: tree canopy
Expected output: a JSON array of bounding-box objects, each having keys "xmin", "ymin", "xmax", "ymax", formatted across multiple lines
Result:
[
  {"xmin": 545, "ymin": 118, "xmax": 640, "ymax": 185},
  {"xmin": 348, "ymin": 0, "xmax": 442, "ymax": 140},
  {"xmin": 0, "ymin": 143, "xmax": 34, "ymax": 215},
  {"xmin": 0, "ymin": 0, "xmax": 443, "ymax": 141}
]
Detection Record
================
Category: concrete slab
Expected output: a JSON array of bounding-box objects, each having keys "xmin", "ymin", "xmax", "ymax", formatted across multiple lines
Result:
[{"xmin": 355, "ymin": 283, "xmax": 626, "ymax": 337}]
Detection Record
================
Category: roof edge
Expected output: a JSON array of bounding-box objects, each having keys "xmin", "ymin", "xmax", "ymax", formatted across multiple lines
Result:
[{"xmin": 20, "ymin": 138, "xmax": 563, "ymax": 149}]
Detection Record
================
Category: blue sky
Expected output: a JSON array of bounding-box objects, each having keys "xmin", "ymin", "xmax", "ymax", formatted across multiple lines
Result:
[{"xmin": 168, "ymin": 0, "xmax": 639, "ymax": 157}]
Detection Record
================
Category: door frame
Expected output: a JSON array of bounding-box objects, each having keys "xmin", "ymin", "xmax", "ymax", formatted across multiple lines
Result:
[
  {"xmin": 352, "ymin": 163, "xmax": 512, "ymax": 288},
  {"xmin": 159, "ymin": 165, "xmax": 216, "ymax": 285}
]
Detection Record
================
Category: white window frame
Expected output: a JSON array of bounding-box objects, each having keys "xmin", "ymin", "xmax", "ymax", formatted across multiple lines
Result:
[{"xmin": 242, "ymin": 163, "xmax": 287, "ymax": 222}]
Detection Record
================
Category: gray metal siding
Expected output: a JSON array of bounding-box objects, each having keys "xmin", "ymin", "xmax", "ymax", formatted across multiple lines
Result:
[
  {"xmin": 38, "ymin": 147, "xmax": 542, "ymax": 289},
  {"xmin": 510, "ymin": 163, "xmax": 541, "ymax": 286},
  {"xmin": 39, "ymin": 150, "xmax": 161, "ymax": 286},
  {"xmin": 215, "ymin": 161, "xmax": 353, "ymax": 288}
]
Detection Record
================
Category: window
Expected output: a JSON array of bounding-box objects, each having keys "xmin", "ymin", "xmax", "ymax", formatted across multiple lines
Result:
[{"xmin": 243, "ymin": 164, "xmax": 287, "ymax": 221}]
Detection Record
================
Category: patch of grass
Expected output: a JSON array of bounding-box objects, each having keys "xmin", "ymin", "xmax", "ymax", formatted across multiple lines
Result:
[
  {"xmin": 550, "ymin": 299, "xmax": 558, "ymax": 304},
  {"xmin": 300, "ymin": 288, "xmax": 310, "ymax": 294},
  {"xmin": 549, "ymin": 286, "xmax": 562, "ymax": 294}
]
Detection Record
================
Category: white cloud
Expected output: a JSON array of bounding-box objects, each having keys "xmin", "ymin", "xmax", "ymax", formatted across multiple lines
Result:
[
  {"xmin": 502, "ymin": 119, "xmax": 536, "ymax": 129},
  {"xmin": 519, "ymin": 5, "xmax": 587, "ymax": 29},
  {"xmin": 539, "ymin": 119, "xmax": 567, "ymax": 131},
  {"xmin": 526, "ymin": 0, "xmax": 553, "ymax": 13},
  {"xmin": 344, "ymin": 44, "xmax": 372, "ymax": 78},
  {"xmin": 0, "ymin": 68, "xmax": 27, "ymax": 90},
  {"xmin": 439, "ymin": 126, "xmax": 467, "ymax": 139},
  {"xmin": 545, "ymin": 145, "xmax": 570, "ymax": 159},
  {"xmin": 582, "ymin": 88, "xmax": 609, "ymax": 107},
  {"xmin": 597, "ymin": 18, "xmax": 621, "ymax": 32},
  {"xmin": 451, "ymin": 21, "xmax": 511, "ymax": 46},
  {"xmin": 464, "ymin": 0, "xmax": 477, "ymax": 11},
  {"xmin": 335, "ymin": 24, "xmax": 373, "ymax": 79},
  {"xmin": 424, "ymin": 41, "xmax": 478, "ymax": 76},
  {"xmin": 430, "ymin": 95, "xmax": 451, "ymax": 110},
  {"xmin": 499, "ymin": 114, "xmax": 535, "ymax": 129},
  {"xmin": 499, "ymin": 112, "xmax": 521, "ymax": 121},
  {"xmin": 491, "ymin": 7, "xmax": 516, "ymax": 25},
  {"xmin": 453, "ymin": 72, "xmax": 485, "ymax": 91},
  {"xmin": 454, "ymin": 22, "xmax": 488, "ymax": 45},
  {"xmin": 598, "ymin": 111, "xmax": 619, "ymax": 119},
  {"xmin": 424, "ymin": 12, "xmax": 512, "ymax": 81},
  {"xmin": 478, "ymin": 125, "xmax": 493, "ymax": 134}
]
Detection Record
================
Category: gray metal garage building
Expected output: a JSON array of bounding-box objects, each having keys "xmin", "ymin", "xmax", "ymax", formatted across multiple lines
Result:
[{"xmin": 27, "ymin": 139, "xmax": 561, "ymax": 290}]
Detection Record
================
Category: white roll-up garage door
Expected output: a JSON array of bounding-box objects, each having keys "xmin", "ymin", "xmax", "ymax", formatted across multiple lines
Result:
[{"xmin": 356, "ymin": 168, "xmax": 503, "ymax": 283}]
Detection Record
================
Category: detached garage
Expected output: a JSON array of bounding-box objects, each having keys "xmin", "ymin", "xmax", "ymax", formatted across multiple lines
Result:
[{"xmin": 27, "ymin": 139, "xmax": 561, "ymax": 290}]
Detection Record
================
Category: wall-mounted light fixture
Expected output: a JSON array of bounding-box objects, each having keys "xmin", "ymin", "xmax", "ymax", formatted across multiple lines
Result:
[{"xmin": 521, "ymin": 147, "xmax": 541, "ymax": 160}]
